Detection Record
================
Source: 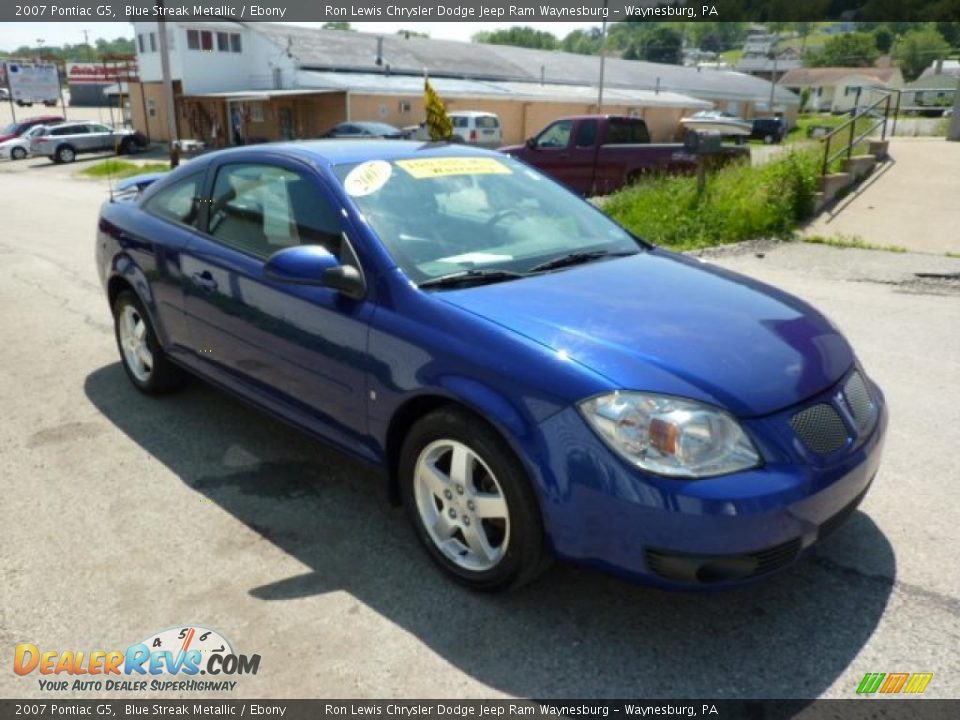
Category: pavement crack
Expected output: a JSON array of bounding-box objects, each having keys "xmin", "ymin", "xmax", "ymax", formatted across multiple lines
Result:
[{"xmin": 812, "ymin": 554, "xmax": 960, "ymax": 617}]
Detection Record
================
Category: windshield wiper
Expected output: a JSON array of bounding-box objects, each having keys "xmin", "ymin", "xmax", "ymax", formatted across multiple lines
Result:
[
  {"xmin": 529, "ymin": 250, "xmax": 638, "ymax": 274},
  {"xmin": 418, "ymin": 268, "xmax": 526, "ymax": 290}
]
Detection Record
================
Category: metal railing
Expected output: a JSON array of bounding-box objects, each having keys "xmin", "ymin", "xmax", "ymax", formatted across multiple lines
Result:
[{"xmin": 821, "ymin": 89, "xmax": 900, "ymax": 176}]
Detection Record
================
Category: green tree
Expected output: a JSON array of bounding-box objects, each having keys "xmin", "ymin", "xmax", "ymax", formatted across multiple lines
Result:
[
  {"xmin": 322, "ymin": 22, "xmax": 352, "ymax": 31},
  {"xmin": 472, "ymin": 27, "xmax": 559, "ymax": 50},
  {"xmin": 934, "ymin": 21, "xmax": 960, "ymax": 48},
  {"xmin": 893, "ymin": 27, "xmax": 950, "ymax": 80},
  {"xmin": 624, "ymin": 26, "xmax": 683, "ymax": 65},
  {"xmin": 872, "ymin": 26, "xmax": 895, "ymax": 54},
  {"xmin": 424, "ymin": 79, "xmax": 452, "ymax": 142},
  {"xmin": 805, "ymin": 32, "xmax": 880, "ymax": 67},
  {"xmin": 561, "ymin": 28, "xmax": 602, "ymax": 55}
]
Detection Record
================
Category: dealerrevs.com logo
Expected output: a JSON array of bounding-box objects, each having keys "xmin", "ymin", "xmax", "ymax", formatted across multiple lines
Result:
[{"xmin": 14, "ymin": 625, "xmax": 261, "ymax": 692}]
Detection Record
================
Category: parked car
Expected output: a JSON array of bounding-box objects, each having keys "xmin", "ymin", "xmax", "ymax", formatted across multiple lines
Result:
[
  {"xmin": 0, "ymin": 115, "xmax": 65, "ymax": 144},
  {"xmin": 31, "ymin": 122, "xmax": 148, "ymax": 163},
  {"xmin": 0, "ymin": 124, "xmax": 56, "ymax": 160},
  {"xmin": 322, "ymin": 122, "xmax": 407, "ymax": 140},
  {"xmin": 450, "ymin": 111, "xmax": 502, "ymax": 146},
  {"xmin": 501, "ymin": 115, "xmax": 748, "ymax": 196},
  {"xmin": 751, "ymin": 117, "xmax": 786, "ymax": 144},
  {"xmin": 96, "ymin": 141, "xmax": 887, "ymax": 592}
]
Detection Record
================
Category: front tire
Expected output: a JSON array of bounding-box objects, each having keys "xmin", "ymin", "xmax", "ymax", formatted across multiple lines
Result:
[
  {"xmin": 112, "ymin": 290, "xmax": 184, "ymax": 395},
  {"xmin": 10, "ymin": 146, "xmax": 27, "ymax": 160},
  {"xmin": 400, "ymin": 408, "xmax": 549, "ymax": 592}
]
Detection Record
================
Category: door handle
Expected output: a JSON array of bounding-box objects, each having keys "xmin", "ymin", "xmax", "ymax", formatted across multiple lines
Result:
[{"xmin": 190, "ymin": 271, "xmax": 218, "ymax": 293}]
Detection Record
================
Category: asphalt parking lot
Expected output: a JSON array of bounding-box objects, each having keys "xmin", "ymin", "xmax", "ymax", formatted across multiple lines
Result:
[{"xmin": 1, "ymin": 152, "xmax": 958, "ymax": 702}]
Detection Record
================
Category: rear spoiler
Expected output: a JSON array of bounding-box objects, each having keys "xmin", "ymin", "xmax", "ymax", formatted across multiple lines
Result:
[{"xmin": 114, "ymin": 172, "xmax": 166, "ymax": 195}]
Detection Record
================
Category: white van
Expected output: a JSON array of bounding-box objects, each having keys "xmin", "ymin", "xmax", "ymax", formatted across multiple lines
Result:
[{"xmin": 450, "ymin": 111, "xmax": 502, "ymax": 146}]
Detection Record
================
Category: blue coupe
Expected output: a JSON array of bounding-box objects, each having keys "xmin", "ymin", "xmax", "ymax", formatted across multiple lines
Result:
[{"xmin": 96, "ymin": 141, "xmax": 887, "ymax": 590}]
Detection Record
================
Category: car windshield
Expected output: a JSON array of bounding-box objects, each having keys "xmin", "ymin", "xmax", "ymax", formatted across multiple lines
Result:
[
  {"xmin": 2, "ymin": 122, "xmax": 24, "ymax": 135},
  {"xmin": 333, "ymin": 155, "xmax": 641, "ymax": 283}
]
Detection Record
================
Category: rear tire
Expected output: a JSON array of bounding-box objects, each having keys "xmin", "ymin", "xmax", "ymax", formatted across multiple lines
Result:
[
  {"xmin": 400, "ymin": 407, "xmax": 550, "ymax": 592},
  {"xmin": 112, "ymin": 290, "xmax": 185, "ymax": 395},
  {"xmin": 55, "ymin": 145, "xmax": 76, "ymax": 164}
]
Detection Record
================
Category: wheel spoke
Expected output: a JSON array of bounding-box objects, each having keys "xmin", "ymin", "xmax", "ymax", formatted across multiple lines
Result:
[
  {"xmin": 134, "ymin": 319, "xmax": 147, "ymax": 341},
  {"xmin": 122, "ymin": 310, "xmax": 136, "ymax": 340},
  {"xmin": 461, "ymin": 522, "xmax": 496, "ymax": 563},
  {"xmin": 432, "ymin": 514, "xmax": 455, "ymax": 540},
  {"xmin": 137, "ymin": 344, "xmax": 153, "ymax": 370},
  {"xmin": 449, "ymin": 444, "xmax": 473, "ymax": 486},
  {"xmin": 471, "ymin": 492, "xmax": 508, "ymax": 520},
  {"xmin": 418, "ymin": 462, "xmax": 451, "ymax": 499}
]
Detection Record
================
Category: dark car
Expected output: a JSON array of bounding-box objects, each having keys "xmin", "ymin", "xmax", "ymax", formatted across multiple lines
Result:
[
  {"xmin": 751, "ymin": 117, "xmax": 786, "ymax": 144},
  {"xmin": 0, "ymin": 115, "xmax": 65, "ymax": 144},
  {"xmin": 96, "ymin": 141, "xmax": 886, "ymax": 592},
  {"xmin": 323, "ymin": 121, "xmax": 407, "ymax": 140}
]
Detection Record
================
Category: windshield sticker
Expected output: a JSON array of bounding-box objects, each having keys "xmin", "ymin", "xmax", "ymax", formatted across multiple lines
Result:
[
  {"xmin": 344, "ymin": 160, "xmax": 392, "ymax": 197},
  {"xmin": 438, "ymin": 252, "xmax": 514, "ymax": 265},
  {"xmin": 396, "ymin": 157, "xmax": 512, "ymax": 179}
]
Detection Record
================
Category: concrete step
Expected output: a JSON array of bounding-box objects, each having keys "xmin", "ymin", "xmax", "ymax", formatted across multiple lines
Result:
[
  {"xmin": 821, "ymin": 172, "xmax": 853, "ymax": 201},
  {"xmin": 843, "ymin": 154, "xmax": 877, "ymax": 180}
]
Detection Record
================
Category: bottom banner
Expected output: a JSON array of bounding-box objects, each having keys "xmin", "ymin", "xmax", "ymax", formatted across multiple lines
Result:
[{"xmin": 2, "ymin": 700, "xmax": 959, "ymax": 720}]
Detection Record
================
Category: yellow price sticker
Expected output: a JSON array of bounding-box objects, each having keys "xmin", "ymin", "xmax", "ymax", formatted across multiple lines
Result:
[{"xmin": 396, "ymin": 157, "xmax": 513, "ymax": 179}]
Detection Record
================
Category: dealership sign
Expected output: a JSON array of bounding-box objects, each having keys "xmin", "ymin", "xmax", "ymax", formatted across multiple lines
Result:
[
  {"xmin": 4, "ymin": 62, "xmax": 60, "ymax": 104},
  {"xmin": 67, "ymin": 63, "xmax": 136, "ymax": 85}
]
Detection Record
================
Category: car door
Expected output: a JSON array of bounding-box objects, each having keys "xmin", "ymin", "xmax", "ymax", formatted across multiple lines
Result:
[
  {"xmin": 87, "ymin": 123, "xmax": 115, "ymax": 151},
  {"xmin": 523, "ymin": 120, "xmax": 580, "ymax": 191},
  {"xmin": 179, "ymin": 157, "xmax": 375, "ymax": 452}
]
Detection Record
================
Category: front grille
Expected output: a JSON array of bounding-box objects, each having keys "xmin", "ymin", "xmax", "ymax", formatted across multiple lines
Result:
[
  {"xmin": 790, "ymin": 403, "xmax": 849, "ymax": 454},
  {"xmin": 644, "ymin": 537, "xmax": 802, "ymax": 584},
  {"xmin": 844, "ymin": 372, "xmax": 877, "ymax": 432}
]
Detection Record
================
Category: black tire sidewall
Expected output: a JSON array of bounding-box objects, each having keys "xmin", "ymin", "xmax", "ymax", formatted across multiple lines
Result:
[
  {"xmin": 112, "ymin": 290, "xmax": 181, "ymax": 394},
  {"xmin": 399, "ymin": 408, "xmax": 546, "ymax": 591}
]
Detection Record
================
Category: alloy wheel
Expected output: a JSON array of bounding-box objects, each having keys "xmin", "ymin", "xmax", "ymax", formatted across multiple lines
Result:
[{"xmin": 118, "ymin": 304, "xmax": 153, "ymax": 383}]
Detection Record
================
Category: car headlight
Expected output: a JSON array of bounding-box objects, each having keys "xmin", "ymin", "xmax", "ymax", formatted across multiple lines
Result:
[{"xmin": 578, "ymin": 392, "xmax": 761, "ymax": 478}]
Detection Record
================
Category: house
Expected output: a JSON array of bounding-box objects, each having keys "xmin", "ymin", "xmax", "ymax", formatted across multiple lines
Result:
[
  {"xmin": 128, "ymin": 22, "xmax": 799, "ymax": 146},
  {"xmin": 736, "ymin": 46, "xmax": 803, "ymax": 81},
  {"xmin": 901, "ymin": 75, "xmax": 958, "ymax": 108},
  {"xmin": 777, "ymin": 67, "xmax": 903, "ymax": 113},
  {"xmin": 918, "ymin": 59, "xmax": 960, "ymax": 81}
]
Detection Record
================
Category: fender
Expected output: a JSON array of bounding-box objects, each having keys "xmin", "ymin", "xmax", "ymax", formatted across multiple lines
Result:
[{"xmin": 106, "ymin": 253, "xmax": 170, "ymax": 348}]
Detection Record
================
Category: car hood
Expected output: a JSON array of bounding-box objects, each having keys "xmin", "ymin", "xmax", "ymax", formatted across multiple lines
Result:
[
  {"xmin": 0, "ymin": 133, "xmax": 16, "ymax": 143},
  {"xmin": 437, "ymin": 250, "xmax": 853, "ymax": 417}
]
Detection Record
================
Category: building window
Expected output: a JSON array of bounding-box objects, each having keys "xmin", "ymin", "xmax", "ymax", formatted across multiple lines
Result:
[
  {"xmin": 187, "ymin": 29, "xmax": 199, "ymax": 50},
  {"xmin": 249, "ymin": 103, "xmax": 265, "ymax": 123},
  {"xmin": 230, "ymin": 33, "xmax": 242, "ymax": 53},
  {"xmin": 147, "ymin": 99, "xmax": 156, "ymax": 118},
  {"xmin": 149, "ymin": 33, "xmax": 156, "ymax": 52},
  {"xmin": 137, "ymin": 34, "xmax": 145, "ymax": 53},
  {"xmin": 217, "ymin": 32, "xmax": 229, "ymax": 52},
  {"xmin": 201, "ymin": 31, "xmax": 213, "ymax": 52}
]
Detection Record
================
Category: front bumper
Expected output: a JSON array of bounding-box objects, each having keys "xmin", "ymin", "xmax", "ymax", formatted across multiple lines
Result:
[{"xmin": 532, "ymin": 371, "xmax": 888, "ymax": 587}]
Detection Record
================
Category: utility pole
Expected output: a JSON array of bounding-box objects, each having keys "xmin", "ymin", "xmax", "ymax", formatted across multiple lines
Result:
[
  {"xmin": 597, "ymin": 1, "xmax": 608, "ymax": 112},
  {"xmin": 768, "ymin": 50, "xmax": 778, "ymax": 113},
  {"xmin": 949, "ymin": 75, "xmax": 960, "ymax": 142},
  {"xmin": 157, "ymin": 3, "xmax": 180, "ymax": 167}
]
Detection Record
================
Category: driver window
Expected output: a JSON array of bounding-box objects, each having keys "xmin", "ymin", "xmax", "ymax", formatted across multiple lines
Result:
[
  {"xmin": 535, "ymin": 120, "xmax": 573, "ymax": 149},
  {"xmin": 208, "ymin": 163, "xmax": 342, "ymax": 258}
]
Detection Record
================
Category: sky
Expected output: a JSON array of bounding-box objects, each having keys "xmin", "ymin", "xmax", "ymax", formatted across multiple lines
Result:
[{"xmin": 0, "ymin": 21, "xmax": 598, "ymax": 50}]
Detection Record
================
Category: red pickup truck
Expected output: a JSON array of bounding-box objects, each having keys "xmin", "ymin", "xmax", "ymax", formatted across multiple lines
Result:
[{"xmin": 501, "ymin": 115, "xmax": 747, "ymax": 196}]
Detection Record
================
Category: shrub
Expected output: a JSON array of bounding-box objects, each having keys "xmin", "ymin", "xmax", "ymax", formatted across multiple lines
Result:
[{"xmin": 603, "ymin": 150, "xmax": 821, "ymax": 250}]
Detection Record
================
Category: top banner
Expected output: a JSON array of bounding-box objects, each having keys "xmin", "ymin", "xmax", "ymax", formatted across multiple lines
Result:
[{"xmin": 3, "ymin": 0, "xmax": 960, "ymax": 23}]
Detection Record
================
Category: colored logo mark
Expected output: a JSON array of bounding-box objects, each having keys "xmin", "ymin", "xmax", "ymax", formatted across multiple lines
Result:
[{"xmin": 857, "ymin": 672, "xmax": 934, "ymax": 695}]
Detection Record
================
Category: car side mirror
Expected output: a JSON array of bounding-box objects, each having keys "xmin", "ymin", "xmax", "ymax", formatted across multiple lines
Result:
[
  {"xmin": 264, "ymin": 245, "xmax": 341, "ymax": 285},
  {"xmin": 525, "ymin": 137, "xmax": 537, "ymax": 149}
]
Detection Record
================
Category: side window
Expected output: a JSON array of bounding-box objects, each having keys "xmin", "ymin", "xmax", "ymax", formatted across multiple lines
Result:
[
  {"xmin": 574, "ymin": 119, "xmax": 598, "ymax": 148},
  {"xmin": 536, "ymin": 120, "xmax": 573, "ymax": 148},
  {"xmin": 606, "ymin": 119, "xmax": 649, "ymax": 144},
  {"xmin": 207, "ymin": 164, "xmax": 341, "ymax": 258},
  {"xmin": 187, "ymin": 29, "xmax": 200, "ymax": 50},
  {"xmin": 90, "ymin": 124, "xmax": 112, "ymax": 133},
  {"xmin": 144, "ymin": 173, "xmax": 202, "ymax": 227}
]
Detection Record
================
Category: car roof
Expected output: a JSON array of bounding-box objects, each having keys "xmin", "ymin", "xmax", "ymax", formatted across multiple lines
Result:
[
  {"xmin": 200, "ymin": 139, "xmax": 501, "ymax": 167},
  {"xmin": 448, "ymin": 111, "xmax": 498, "ymax": 117}
]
